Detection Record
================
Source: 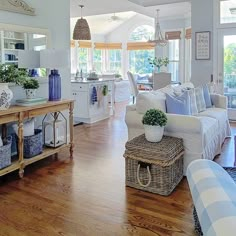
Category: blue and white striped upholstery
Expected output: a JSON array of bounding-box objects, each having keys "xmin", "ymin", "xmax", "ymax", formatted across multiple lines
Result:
[{"xmin": 187, "ymin": 160, "xmax": 236, "ymax": 236}]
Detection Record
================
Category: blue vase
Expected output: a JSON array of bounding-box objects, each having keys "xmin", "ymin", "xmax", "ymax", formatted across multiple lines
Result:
[{"xmin": 49, "ymin": 69, "xmax": 61, "ymax": 101}]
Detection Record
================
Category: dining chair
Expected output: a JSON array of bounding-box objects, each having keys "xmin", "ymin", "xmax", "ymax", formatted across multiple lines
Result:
[
  {"xmin": 127, "ymin": 71, "xmax": 139, "ymax": 104},
  {"xmin": 153, "ymin": 72, "xmax": 171, "ymax": 90}
]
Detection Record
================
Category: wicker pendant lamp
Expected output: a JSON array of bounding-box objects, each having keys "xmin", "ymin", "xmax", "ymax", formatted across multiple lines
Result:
[{"xmin": 73, "ymin": 5, "xmax": 91, "ymax": 40}]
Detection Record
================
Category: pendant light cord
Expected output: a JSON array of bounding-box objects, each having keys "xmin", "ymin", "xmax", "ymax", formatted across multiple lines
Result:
[{"xmin": 79, "ymin": 5, "xmax": 84, "ymax": 19}]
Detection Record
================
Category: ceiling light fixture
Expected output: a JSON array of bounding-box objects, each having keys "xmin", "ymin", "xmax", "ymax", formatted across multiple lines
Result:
[
  {"xmin": 148, "ymin": 9, "xmax": 168, "ymax": 47},
  {"xmin": 73, "ymin": 4, "xmax": 91, "ymax": 40}
]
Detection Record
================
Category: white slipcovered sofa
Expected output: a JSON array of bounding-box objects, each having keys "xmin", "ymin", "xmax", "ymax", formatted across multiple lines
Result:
[{"xmin": 125, "ymin": 83, "xmax": 231, "ymax": 174}]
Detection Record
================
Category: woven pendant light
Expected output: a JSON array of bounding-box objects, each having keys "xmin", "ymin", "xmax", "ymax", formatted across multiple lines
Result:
[{"xmin": 73, "ymin": 5, "xmax": 91, "ymax": 40}]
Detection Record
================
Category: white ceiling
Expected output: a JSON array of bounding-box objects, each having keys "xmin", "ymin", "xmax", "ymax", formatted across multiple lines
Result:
[
  {"xmin": 71, "ymin": 11, "xmax": 137, "ymax": 35},
  {"xmin": 70, "ymin": 0, "xmax": 191, "ymax": 19},
  {"xmin": 129, "ymin": 0, "xmax": 189, "ymax": 7}
]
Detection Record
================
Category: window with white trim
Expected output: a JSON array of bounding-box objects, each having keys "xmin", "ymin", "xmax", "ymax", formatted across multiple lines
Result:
[
  {"xmin": 168, "ymin": 39, "xmax": 180, "ymax": 82},
  {"xmin": 128, "ymin": 25, "xmax": 155, "ymax": 74},
  {"xmin": 78, "ymin": 48, "xmax": 91, "ymax": 74},
  {"xmin": 108, "ymin": 49, "xmax": 122, "ymax": 73}
]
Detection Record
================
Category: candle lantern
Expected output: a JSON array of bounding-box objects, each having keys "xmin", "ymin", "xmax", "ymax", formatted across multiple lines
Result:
[{"xmin": 42, "ymin": 112, "xmax": 67, "ymax": 148}]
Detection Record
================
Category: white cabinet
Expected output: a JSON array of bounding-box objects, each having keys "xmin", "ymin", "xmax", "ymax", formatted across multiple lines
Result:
[
  {"xmin": 71, "ymin": 80, "xmax": 114, "ymax": 124},
  {"xmin": 72, "ymin": 90, "xmax": 89, "ymax": 118}
]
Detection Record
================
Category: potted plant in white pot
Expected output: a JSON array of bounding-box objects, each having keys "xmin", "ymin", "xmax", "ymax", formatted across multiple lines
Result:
[
  {"xmin": 142, "ymin": 109, "xmax": 167, "ymax": 142},
  {"xmin": 23, "ymin": 78, "xmax": 39, "ymax": 99},
  {"xmin": 0, "ymin": 64, "xmax": 27, "ymax": 110}
]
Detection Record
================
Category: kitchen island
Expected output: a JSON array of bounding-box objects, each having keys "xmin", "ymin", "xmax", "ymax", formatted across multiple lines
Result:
[{"xmin": 71, "ymin": 79, "xmax": 114, "ymax": 124}]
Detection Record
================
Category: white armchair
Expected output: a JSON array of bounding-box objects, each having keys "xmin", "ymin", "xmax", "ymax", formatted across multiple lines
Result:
[{"xmin": 127, "ymin": 71, "xmax": 139, "ymax": 104}]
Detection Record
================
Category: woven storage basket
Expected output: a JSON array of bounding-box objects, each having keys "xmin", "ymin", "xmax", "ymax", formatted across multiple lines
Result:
[
  {"xmin": 124, "ymin": 134, "xmax": 184, "ymax": 196},
  {"xmin": 0, "ymin": 136, "xmax": 12, "ymax": 169},
  {"xmin": 23, "ymin": 129, "xmax": 43, "ymax": 158}
]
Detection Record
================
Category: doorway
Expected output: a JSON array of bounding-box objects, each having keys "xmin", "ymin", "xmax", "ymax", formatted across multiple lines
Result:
[{"xmin": 218, "ymin": 29, "xmax": 236, "ymax": 120}]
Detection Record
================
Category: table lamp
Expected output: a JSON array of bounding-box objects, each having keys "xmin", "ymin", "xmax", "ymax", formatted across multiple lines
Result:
[
  {"xmin": 18, "ymin": 50, "xmax": 40, "ymax": 77},
  {"xmin": 40, "ymin": 49, "xmax": 69, "ymax": 101}
]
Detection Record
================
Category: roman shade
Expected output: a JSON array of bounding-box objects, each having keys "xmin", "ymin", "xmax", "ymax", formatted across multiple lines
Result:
[
  {"xmin": 78, "ymin": 41, "xmax": 92, "ymax": 48},
  {"xmin": 71, "ymin": 40, "xmax": 76, "ymax": 48},
  {"xmin": 185, "ymin": 28, "xmax": 192, "ymax": 40},
  {"xmin": 127, "ymin": 42, "xmax": 155, "ymax": 50},
  {"xmin": 94, "ymin": 43, "xmax": 122, "ymax": 50},
  {"xmin": 165, "ymin": 31, "xmax": 181, "ymax": 40}
]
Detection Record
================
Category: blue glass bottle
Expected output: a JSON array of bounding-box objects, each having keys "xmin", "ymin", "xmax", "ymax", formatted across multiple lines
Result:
[{"xmin": 49, "ymin": 69, "xmax": 61, "ymax": 101}]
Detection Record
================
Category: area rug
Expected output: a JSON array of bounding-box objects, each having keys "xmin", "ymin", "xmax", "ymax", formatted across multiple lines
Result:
[{"xmin": 193, "ymin": 167, "xmax": 236, "ymax": 236}]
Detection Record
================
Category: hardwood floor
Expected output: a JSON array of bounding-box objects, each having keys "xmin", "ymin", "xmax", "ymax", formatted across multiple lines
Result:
[{"xmin": 0, "ymin": 103, "xmax": 235, "ymax": 236}]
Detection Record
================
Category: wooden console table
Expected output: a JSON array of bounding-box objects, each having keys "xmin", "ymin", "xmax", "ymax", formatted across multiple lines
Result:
[{"xmin": 0, "ymin": 99, "xmax": 74, "ymax": 178}]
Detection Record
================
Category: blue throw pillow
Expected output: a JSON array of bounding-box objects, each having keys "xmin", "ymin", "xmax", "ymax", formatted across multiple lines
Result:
[
  {"xmin": 202, "ymin": 84, "xmax": 212, "ymax": 108},
  {"xmin": 166, "ymin": 91, "xmax": 191, "ymax": 115}
]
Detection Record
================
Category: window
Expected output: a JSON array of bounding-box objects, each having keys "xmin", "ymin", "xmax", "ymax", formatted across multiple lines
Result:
[
  {"xmin": 93, "ymin": 49, "xmax": 103, "ymax": 73},
  {"xmin": 78, "ymin": 48, "xmax": 91, "ymax": 73},
  {"xmin": 128, "ymin": 25, "xmax": 155, "ymax": 74},
  {"xmin": 108, "ymin": 50, "xmax": 122, "ymax": 73},
  {"xmin": 168, "ymin": 39, "xmax": 180, "ymax": 82},
  {"xmin": 129, "ymin": 50, "xmax": 154, "ymax": 74},
  {"xmin": 130, "ymin": 25, "xmax": 154, "ymax": 41},
  {"xmin": 220, "ymin": 0, "xmax": 236, "ymax": 24}
]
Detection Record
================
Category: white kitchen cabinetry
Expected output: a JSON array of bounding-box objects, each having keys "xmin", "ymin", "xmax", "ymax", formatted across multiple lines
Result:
[{"xmin": 71, "ymin": 79, "xmax": 114, "ymax": 124}]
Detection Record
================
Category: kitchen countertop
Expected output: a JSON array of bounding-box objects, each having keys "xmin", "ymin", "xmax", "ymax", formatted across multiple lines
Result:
[{"xmin": 71, "ymin": 78, "xmax": 114, "ymax": 83}]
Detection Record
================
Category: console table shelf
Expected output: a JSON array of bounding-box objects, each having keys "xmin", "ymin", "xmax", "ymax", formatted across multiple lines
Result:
[{"xmin": 0, "ymin": 100, "xmax": 74, "ymax": 178}]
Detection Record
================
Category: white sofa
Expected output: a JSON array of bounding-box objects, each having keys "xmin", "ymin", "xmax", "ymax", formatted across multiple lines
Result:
[{"xmin": 125, "ymin": 84, "xmax": 231, "ymax": 174}]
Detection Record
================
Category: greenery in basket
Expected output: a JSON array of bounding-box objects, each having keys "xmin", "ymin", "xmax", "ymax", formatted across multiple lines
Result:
[
  {"xmin": 0, "ymin": 64, "xmax": 28, "ymax": 85},
  {"xmin": 23, "ymin": 78, "xmax": 39, "ymax": 90},
  {"xmin": 142, "ymin": 109, "xmax": 167, "ymax": 127}
]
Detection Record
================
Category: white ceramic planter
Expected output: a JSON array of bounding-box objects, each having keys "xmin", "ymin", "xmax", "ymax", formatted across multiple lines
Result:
[
  {"xmin": 25, "ymin": 89, "xmax": 37, "ymax": 99},
  {"xmin": 144, "ymin": 125, "xmax": 164, "ymax": 142},
  {"xmin": 0, "ymin": 83, "xmax": 13, "ymax": 110}
]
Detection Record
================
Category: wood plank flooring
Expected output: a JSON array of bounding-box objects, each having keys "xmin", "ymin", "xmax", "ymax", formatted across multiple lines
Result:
[{"xmin": 0, "ymin": 102, "xmax": 235, "ymax": 236}]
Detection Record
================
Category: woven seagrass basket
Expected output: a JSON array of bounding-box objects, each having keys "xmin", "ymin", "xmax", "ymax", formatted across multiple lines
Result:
[{"xmin": 124, "ymin": 134, "xmax": 184, "ymax": 196}]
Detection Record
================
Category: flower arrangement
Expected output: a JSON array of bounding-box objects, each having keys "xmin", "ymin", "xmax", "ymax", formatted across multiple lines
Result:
[
  {"xmin": 142, "ymin": 109, "xmax": 167, "ymax": 127},
  {"xmin": 148, "ymin": 57, "xmax": 169, "ymax": 72}
]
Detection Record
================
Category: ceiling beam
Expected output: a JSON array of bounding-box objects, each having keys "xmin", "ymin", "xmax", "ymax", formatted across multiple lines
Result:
[{"xmin": 128, "ymin": 0, "xmax": 189, "ymax": 7}]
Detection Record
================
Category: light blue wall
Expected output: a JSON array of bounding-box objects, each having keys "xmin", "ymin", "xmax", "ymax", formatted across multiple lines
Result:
[
  {"xmin": 0, "ymin": 0, "xmax": 71, "ymax": 99},
  {"xmin": 191, "ymin": 0, "xmax": 214, "ymax": 86}
]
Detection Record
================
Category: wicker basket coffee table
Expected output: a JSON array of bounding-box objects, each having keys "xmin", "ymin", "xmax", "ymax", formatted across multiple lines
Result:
[{"xmin": 124, "ymin": 134, "xmax": 184, "ymax": 196}]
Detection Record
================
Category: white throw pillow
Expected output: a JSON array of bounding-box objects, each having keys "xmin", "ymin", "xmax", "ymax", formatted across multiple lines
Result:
[
  {"xmin": 136, "ymin": 91, "xmax": 166, "ymax": 114},
  {"xmin": 12, "ymin": 118, "xmax": 35, "ymax": 137},
  {"xmin": 0, "ymin": 136, "xmax": 3, "ymax": 147},
  {"xmin": 158, "ymin": 85, "xmax": 174, "ymax": 95}
]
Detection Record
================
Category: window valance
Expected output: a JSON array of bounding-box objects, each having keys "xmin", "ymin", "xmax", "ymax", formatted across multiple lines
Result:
[
  {"xmin": 185, "ymin": 28, "xmax": 192, "ymax": 40},
  {"xmin": 127, "ymin": 42, "xmax": 155, "ymax": 50},
  {"xmin": 165, "ymin": 31, "xmax": 181, "ymax": 40},
  {"xmin": 94, "ymin": 43, "xmax": 122, "ymax": 50}
]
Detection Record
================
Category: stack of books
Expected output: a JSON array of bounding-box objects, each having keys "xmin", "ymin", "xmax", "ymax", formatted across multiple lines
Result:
[{"xmin": 15, "ymin": 98, "xmax": 48, "ymax": 107}]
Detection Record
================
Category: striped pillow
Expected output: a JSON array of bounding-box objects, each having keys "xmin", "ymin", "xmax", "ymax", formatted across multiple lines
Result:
[
  {"xmin": 195, "ymin": 87, "xmax": 206, "ymax": 112},
  {"xmin": 187, "ymin": 89, "xmax": 198, "ymax": 115}
]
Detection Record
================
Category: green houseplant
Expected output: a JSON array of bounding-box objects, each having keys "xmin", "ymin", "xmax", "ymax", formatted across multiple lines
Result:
[
  {"xmin": 142, "ymin": 109, "xmax": 167, "ymax": 142},
  {"xmin": 23, "ymin": 78, "xmax": 39, "ymax": 99},
  {"xmin": 0, "ymin": 64, "xmax": 28, "ymax": 110}
]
